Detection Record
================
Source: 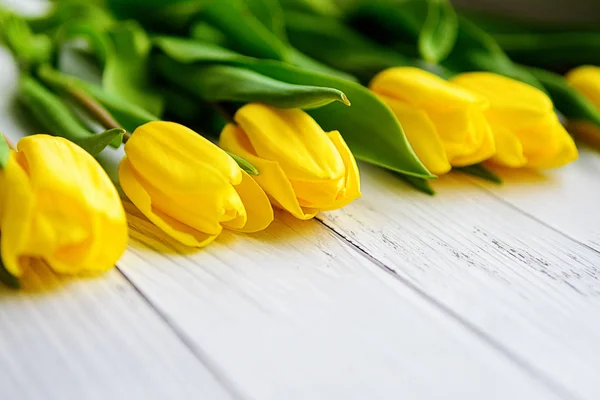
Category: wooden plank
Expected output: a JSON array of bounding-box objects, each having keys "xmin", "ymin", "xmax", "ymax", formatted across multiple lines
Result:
[
  {"xmin": 0, "ymin": 44, "xmax": 233, "ymax": 400},
  {"xmin": 318, "ymin": 163, "xmax": 600, "ymax": 400},
  {"xmin": 0, "ymin": 268, "xmax": 233, "ymax": 400},
  {"xmin": 470, "ymin": 146, "xmax": 600, "ymax": 252},
  {"xmin": 119, "ymin": 206, "xmax": 562, "ymax": 400}
]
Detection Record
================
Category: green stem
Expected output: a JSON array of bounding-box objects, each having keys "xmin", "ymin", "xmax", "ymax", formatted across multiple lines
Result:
[
  {"xmin": 19, "ymin": 76, "xmax": 92, "ymax": 142},
  {"xmin": 37, "ymin": 65, "xmax": 122, "ymax": 131},
  {"xmin": 2, "ymin": 134, "xmax": 15, "ymax": 150}
]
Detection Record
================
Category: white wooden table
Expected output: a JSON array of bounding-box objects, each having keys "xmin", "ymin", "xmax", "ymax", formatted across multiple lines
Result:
[{"xmin": 2, "ymin": 4, "xmax": 600, "ymax": 399}]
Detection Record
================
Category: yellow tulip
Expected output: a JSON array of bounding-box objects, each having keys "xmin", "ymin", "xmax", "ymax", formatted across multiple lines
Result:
[
  {"xmin": 219, "ymin": 103, "xmax": 361, "ymax": 220},
  {"xmin": 119, "ymin": 121, "xmax": 274, "ymax": 247},
  {"xmin": 567, "ymin": 65, "xmax": 600, "ymax": 110},
  {"xmin": 0, "ymin": 135, "xmax": 127, "ymax": 277},
  {"xmin": 566, "ymin": 65, "xmax": 600, "ymax": 143},
  {"xmin": 369, "ymin": 67, "xmax": 495, "ymax": 175},
  {"xmin": 451, "ymin": 72, "xmax": 578, "ymax": 169}
]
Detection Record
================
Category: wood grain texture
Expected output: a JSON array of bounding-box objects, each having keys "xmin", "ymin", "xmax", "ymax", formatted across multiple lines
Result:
[
  {"xmin": 2, "ymin": 2, "xmax": 598, "ymax": 399},
  {"xmin": 0, "ymin": 267, "xmax": 233, "ymax": 400},
  {"xmin": 318, "ymin": 163, "xmax": 600, "ymax": 400},
  {"xmin": 1, "ymin": 36, "xmax": 233, "ymax": 400},
  {"xmin": 119, "ymin": 206, "xmax": 562, "ymax": 400},
  {"xmin": 470, "ymin": 146, "xmax": 600, "ymax": 252}
]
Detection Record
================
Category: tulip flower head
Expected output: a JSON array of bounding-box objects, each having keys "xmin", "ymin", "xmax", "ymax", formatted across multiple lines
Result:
[
  {"xmin": 119, "ymin": 121, "xmax": 274, "ymax": 247},
  {"xmin": 370, "ymin": 67, "xmax": 496, "ymax": 175},
  {"xmin": 452, "ymin": 72, "xmax": 578, "ymax": 169},
  {"xmin": 566, "ymin": 65, "xmax": 600, "ymax": 142},
  {"xmin": 0, "ymin": 135, "xmax": 128, "ymax": 278},
  {"xmin": 567, "ymin": 66, "xmax": 600, "ymax": 111},
  {"xmin": 219, "ymin": 104, "xmax": 361, "ymax": 220}
]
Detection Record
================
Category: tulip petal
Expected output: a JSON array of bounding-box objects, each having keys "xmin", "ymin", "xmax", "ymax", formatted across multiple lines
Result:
[
  {"xmin": 119, "ymin": 158, "xmax": 219, "ymax": 247},
  {"xmin": 451, "ymin": 72, "xmax": 553, "ymax": 115},
  {"xmin": 566, "ymin": 65, "xmax": 600, "ymax": 110},
  {"xmin": 488, "ymin": 126, "xmax": 528, "ymax": 168},
  {"xmin": 220, "ymin": 124, "xmax": 318, "ymax": 220},
  {"xmin": 234, "ymin": 103, "xmax": 345, "ymax": 182},
  {"xmin": 17, "ymin": 136, "xmax": 127, "ymax": 274},
  {"xmin": 378, "ymin": 94, "xmax": 450, "ymax": 175},
  {"xmin": 227, "ymin": 170, "xmax": 274, "ymax": 233},
  {"xmin": 526, "ymin": 125, "xmax": 578, "ymax": 169},
  {"xmin": 513, "ymin": 113, "xmax": 577, "ymax": 169},
  {"xmin": 370, "ymin": 67, "xmax": 486, "ymax": 109},
  {"xmin": 427, "ymin": 106, "xmax": 482, "ymax": 160},
  {"xmin": 554, "ymin": 132, "xmax": 579, "ymax": 168},
  {"xmin": 320, "ymin": 130, "xmax": 362, "ymax": 211},
  {"xmin": 127, "ymin": 155, "xmax": 238, "ymax": 236},
  {"xmin": 450, "ymin": 72, "xmax": 578, "ymax": 170},
  {"xmin": 450, "ymin": 111, "xmax": 496, "ymax": 167},
  {"xmin": 289, "ymin": 177, "xmax": 344, "ymax": 209},
  {"xmin": 127, "ymin": 121, "xmax": 243, "ymax": 191},
  {"xmin": 0, "ymin": 153, "xmax": 34, "ymax": 276}
]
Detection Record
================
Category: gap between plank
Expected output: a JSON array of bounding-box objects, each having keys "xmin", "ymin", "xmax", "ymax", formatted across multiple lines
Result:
[
  {"xmin": 473, "ymin": 182, "xmax": 600, "ymax": 257},
  {"xmin": 114, "ymin": 264, "xmax": 249, "ymax": 400},
  {"xmin": 314, "ymin": 217, "xmax": 582, "ymax": 400},
  {"xmin": 110, "ymin": 173, "xmax": 589, "ymax": 400}
]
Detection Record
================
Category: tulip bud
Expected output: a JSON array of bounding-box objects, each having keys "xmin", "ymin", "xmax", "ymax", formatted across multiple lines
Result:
[
  {"xmin": 567, "ymin": 66, "xmax": 600, "ymax": 110},
  {"xmin": 452, "ymin": 72, "xmax": 578, "ymax": 169},
  {"xmin": 370, "ymin": 67, "xmax": 495, "ymax": 175},
  {"xmin": 0, "ymin": 135, "xmax": 128, "ymax": 278},
  {"xmin": 219, "ymin": 103, "xmax": 361, "ymax": 220},
  {"xmin": 565, "ymin": 65, "xmax": 600, "ymax": 143},
  {"xmin": 119, "ymin": 121, "xmax": 274, "ymax": 247}
]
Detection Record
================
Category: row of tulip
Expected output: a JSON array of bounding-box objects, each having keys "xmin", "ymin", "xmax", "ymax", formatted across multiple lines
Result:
[
  {"xmin": 1, "ymin": 0, "xmax": 600, "ymax": 289},
  {"xmin": 0, "ymin": 102, "xmax": 361, "ymax": 287}
]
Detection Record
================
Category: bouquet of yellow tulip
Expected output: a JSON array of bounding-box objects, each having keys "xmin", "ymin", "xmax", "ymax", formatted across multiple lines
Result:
[{"xmin": 0, "ymin": 0, "xmax": 598, "ymax": 288}]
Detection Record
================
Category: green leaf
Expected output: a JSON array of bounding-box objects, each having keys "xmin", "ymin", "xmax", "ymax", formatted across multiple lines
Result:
[
  {"xmin": 18, "ymin": 76, "xmax": 94, "ymax": 143},
  {"xmin": 527, "ymin": 67, "xmax": 600, "ymax": 129},
  {"xmin": 0, "ymin": 134, "xmax": 10, "ymax": 168},
  {"xmin": 0, "ymin": 256, "xmax": 20, "ymax": 289},
  {"xmin": 284, "ymin": 11, "xmax": 411, "ymax": 82},
  {"xmin": 286, "ymin": 47, "xmax": 359, "ymax": 82},
  {"xmin": 54, "ymin": 21, "xmax": 113, "ymax": 66},
  {"xmin": 190, "ymin": 22, "xmax": 229, "ymax": 46},
  {"xmin": 37, "ymin": 64, "xmax": 159, "ymax": 133},
  {"xmin": 19, "ymin": 76, "xmax": 123, "ymax": 155},
  {"xmin": 280, "ymin": 0, "xmax": 341, "ymax": 17},
  {"xmin": 154, "ymin": 37, "xmax": 433, "ymax": 179},
  {"xmin": 73, "ymin": 128, "xmax": 124, "ymax": 156},
  {"xmin": 442, "ymin": 17, "xmax": 545, "ymax": 91},
  {"xmin": 187, "ymin": 21, "xmax": 356, "ymax": 81},
  {"xmin": 201, "ymin": 0, "xmax": 289, "ymax": 60},
  {"xmin": 347, "ymin": 1, "xmax": 425, "ymax": 46},
  {"xmin": 493, "ymin": 31, "xmax": 600, "ymax": 69},
  {"xmin": 456, "ymin": 164, "xmax": 502, "ymax": 184},
  {"xmin": 419, "ymin": 0, "xmax": 457, "ymax": 63},
  {"xmin": 104, "ymin": 0, "xmax": 209, "ymax": 21},
  {"xmin": 104, "ymin": 22, "xmax": 164, "ymax": 116},
  {"xmin": 156, "ymin": 57, "xmax": 350, "ymax": 109},
  {"xmin": 0, "ymin": 11, "xmax": 52, "ymax": 70},
  {"xmin": 398, "ymin": 175, "xmax": 436, "ymax": 195},
  {"xmin": 27, "ymin": 1, "xmax": 114, "ymax": 34},
  {"xmin": 227, "ymin": 151, "xmax": 259, "ymax": 176},
  {"xmin": 77, "ymin": 81, "xmax": 160, "ymax": 132},
  {"xmin": 245, "ymin": 0, "xmax": 288, "ymax": 40},
  {"xmin": 347, "ymin": 6, "xmax": 542, "ymax": 88},
  {"xmin": 54, "ymin": 20, "xmax": 163, "ymax": 117},
  {"xmin": 155, "ymin": 35, "xmax": 257, "ymax": 64}
]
